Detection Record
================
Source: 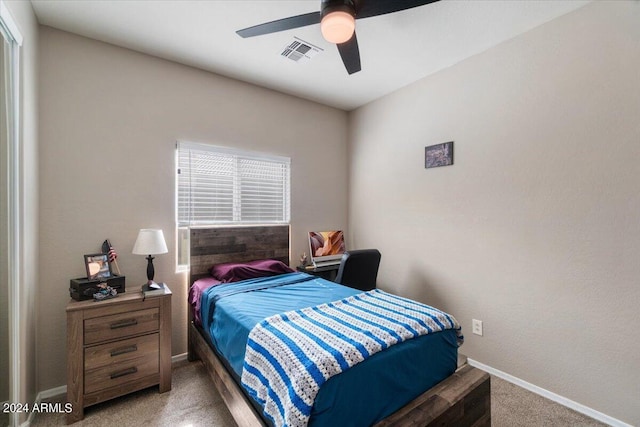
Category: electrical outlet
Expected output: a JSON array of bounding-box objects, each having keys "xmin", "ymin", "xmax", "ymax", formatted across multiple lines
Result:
[{"xmin": 472, "ymin": 319, "xmax": 483, "ymax": 336}]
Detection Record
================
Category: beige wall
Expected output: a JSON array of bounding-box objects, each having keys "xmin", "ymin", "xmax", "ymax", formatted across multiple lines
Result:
[
  {"xmin": 38, "ymin": 26, "xmax": 348, "ymax": 390},
  {"xmin": 348, "ymin": 2, "xmax": 639, "ymax": 425},
  {"xmin": 3, "ymin": 0, "xmax": 39, "ymax": 423}
]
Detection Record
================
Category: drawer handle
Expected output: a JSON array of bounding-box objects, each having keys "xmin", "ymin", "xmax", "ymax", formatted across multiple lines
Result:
[
  {"xmin": 110, "ymin": 345, "xmax": 138, "ymax": 357},
  {"xmin": 110, "ymin": 367, "xmax": 138, "ymax": 380},
  {"xmin": 110, "ymin": 318, "xmax": 138, "ymax": 329}
]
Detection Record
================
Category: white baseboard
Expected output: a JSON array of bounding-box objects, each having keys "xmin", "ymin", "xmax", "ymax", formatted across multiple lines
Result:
[
  {"xmin": 171, "ymin": 352, "xmax": 188, "ymax": 363},
  {"xmin": 19, "ymin": 353, "xmax": 193, "ymax": 426},
  {"xmin": 467, "ymin": 358, "xmax": 633, "ymax": 427},
  {"xmin": 36, "ymin": 385, "xmax": 66, "ymax": 401}
]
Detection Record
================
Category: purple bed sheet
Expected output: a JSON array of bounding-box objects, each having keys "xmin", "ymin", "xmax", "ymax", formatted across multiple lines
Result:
[{"xmin": 189, "ymin": 276, "xmax": 221, "ymax": 326}]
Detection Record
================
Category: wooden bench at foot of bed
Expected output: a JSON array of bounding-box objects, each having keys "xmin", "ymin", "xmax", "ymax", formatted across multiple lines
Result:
[{"xmin": 188, "ymin": 321, "xmax": 491, "ymax": 427}]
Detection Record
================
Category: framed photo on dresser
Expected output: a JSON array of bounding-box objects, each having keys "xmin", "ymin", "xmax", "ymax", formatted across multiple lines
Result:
[{"xmin": 84, "ymin": 253, "xmax": 112, "ymax": 280}]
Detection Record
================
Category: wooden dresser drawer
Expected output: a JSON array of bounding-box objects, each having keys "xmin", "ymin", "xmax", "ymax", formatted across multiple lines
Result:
[
  {"xmin": 84, "ymin": 308, "xmax": 159, "ymax": 345},
  {"xmin": 67, "ymin": 290, "xmax": 171, "ymax": 423},
  {"xmin": 84, "ymin": 354, "xmax": 159, "ymax": 394},
  {"xmin": 85, "ymin": 333, "xmax": 159, "ymax": 371}
]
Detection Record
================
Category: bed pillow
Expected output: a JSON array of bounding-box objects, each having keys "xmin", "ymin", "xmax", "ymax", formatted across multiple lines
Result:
[{"xmin": 210, "ymin": 259, "xmax": 294, "ymax": 283}]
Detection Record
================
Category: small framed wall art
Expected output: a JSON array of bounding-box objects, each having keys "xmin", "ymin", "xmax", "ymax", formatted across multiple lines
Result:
[
  {"xmin": 425, "ymin": 141, "xmax": 454, "ymax": 169},
  {"xmin": 84, "ymin": 253, "xmax": 112, "ymax": 280}
]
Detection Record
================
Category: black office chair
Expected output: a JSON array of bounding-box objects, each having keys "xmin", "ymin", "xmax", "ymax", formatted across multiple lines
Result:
[{"xmin": 335, "ymin": 249, "xmax": 381, "ymax": 291}]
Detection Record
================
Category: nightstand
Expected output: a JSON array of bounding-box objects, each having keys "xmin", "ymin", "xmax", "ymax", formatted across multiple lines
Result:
[{"xmin": 66, "ymin": 288, "xmax": 172, "ymax": 423}]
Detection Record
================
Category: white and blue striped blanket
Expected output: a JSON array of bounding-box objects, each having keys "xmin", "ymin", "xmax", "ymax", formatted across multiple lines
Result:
[{"xmin": 240, "ymin": 289, "xmax": 463, "ymax": 427}]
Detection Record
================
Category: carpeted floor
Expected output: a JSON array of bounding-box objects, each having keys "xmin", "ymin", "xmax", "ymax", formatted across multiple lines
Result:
[{"xmin": 30, "ymin": 360, "xmax": 607, "ymax": 427}]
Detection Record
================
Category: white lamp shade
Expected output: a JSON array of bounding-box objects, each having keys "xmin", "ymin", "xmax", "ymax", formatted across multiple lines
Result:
[{"xmin": 132, "ymin": 229, "xmax": 168, "ymax": 255}]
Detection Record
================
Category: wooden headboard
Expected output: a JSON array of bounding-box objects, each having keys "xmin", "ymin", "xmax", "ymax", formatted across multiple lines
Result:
[{"xmin": 189, "ymin": 225, "xmax": 290, "ymax": 283}]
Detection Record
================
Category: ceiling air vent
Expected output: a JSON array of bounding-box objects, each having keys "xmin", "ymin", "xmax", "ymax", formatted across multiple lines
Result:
[{"xmin": 280, "ymin": 37, "xmax": 323, "ymax": 63}]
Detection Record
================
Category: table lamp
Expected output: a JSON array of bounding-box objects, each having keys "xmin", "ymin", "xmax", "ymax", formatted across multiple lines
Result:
[{"xmin": 132, "ymin": 229, "xmax": 168, "ymax": 286}]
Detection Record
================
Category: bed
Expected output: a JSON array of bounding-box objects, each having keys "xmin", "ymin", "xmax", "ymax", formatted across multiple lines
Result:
[{"xmin": 187, "ymin": 226, "xmax": 490, "ymax": 426}]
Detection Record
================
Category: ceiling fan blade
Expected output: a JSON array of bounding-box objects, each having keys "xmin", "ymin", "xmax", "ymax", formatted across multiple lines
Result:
[
  {"xmin": 355, "ymin": 0, "xmax": 439, "ymax": 20},
  {"xmin": 337, "ymin": 33, "xmax": 361, "ymax": 75},
  {"xmin": 236, "ymin": 11, "xmax": 322, "ymax": 38}
]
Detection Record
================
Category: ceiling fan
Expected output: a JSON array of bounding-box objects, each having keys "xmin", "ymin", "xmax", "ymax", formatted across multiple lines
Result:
[{"xmin": 236, "ymin": 0, "xmax": 440, "ymax": 75}]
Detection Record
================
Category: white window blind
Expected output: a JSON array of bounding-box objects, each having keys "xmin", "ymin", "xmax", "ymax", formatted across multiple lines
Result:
[{"xmin": 177, "ymin": 142, "xmax": 291, "ymax": 226}]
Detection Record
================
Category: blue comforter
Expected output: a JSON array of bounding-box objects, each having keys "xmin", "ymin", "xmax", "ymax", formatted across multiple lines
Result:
[{"xmin": 200, "ymin": 272, "xmax": 459, "ymax": 427}]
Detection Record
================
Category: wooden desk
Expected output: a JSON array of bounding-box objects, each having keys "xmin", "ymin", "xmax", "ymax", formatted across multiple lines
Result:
[{"xmin": 296, "ymin": 264, "xmax": 339, "ymax": 281}]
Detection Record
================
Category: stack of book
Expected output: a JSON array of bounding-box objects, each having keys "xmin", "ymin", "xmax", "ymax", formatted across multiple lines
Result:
[{"xmin": 141, "ymin": 282, "xmax": 169, "ymax": 298}]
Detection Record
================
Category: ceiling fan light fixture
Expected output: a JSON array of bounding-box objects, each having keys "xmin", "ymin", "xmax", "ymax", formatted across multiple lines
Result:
[{"xmin": 321, "ymin": 10, "xmax": 355, "ymax": 44}]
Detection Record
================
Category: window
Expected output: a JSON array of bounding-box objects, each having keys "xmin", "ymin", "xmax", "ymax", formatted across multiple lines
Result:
[{"xmin": 176, "ymin": 141, "xmax": 291, "ymax": 267}]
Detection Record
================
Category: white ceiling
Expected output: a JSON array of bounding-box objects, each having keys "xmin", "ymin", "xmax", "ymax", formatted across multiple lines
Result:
[{"xmin": 31, "ymin": 0, "xmax": 590, "ymax": 111}]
